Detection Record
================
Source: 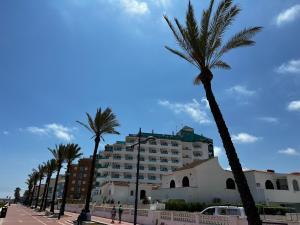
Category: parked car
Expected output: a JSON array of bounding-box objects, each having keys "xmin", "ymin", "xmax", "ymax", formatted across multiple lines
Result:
[{"xmin": 200, "ymin": 206, "xmax": 246, "ymax": 218}]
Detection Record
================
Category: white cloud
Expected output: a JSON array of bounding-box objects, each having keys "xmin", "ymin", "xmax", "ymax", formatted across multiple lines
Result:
[
  {"xmin": 214, "ymin": 146, "xmax": 224, "ymax": 157},
  {"xmin": 26, "ymin": 123, "xmax": 75, "ymax": 141},
  {"xmin": 276, "ymin": 59, "xmax": 300, "ymax": 74},
  {"xmin": 276, "ymin": 4, "xmax": 300, "ymax": 26},
  {"xmin": 201, "ymin": 97, "xmax": 210, "ymax": 109},
  {"xmin": 231, "ymin": 133, "xmax": 261, "ymax": 144},
  {"xmin": 225, "ymin": 166, "xmax": 249, "ymax": 171},
  {"xmin": 151, "ymin": 0, "xmax": 171, "ymax": 8},
  {"xmin": 3, "ymin": 131, "xmax": 9, "ymax": 135},
  {"xmin": 278, "ymin": 147, "xmax": 300, "ymax": 156},
  {"xmin": 158, "ymin": 99, "xmax": 211, "ymax": 124},
  {"xmin": 119, "ymin": 0, "xmax": 149, "ymax": 15},
  {"xmin": 257, "ymin": 117, "xmax": 279, "ymax": 123},
  {"xmin": 227, "ymin": 85, "xmax": 256, "ymax": 96},
  {"xmin": 287, "ymin": 100, "xmax": 300, "ymax": 111}
]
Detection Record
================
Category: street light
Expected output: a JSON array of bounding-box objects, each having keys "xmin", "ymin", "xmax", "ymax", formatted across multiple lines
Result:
[{"xmin": 130, "ymin": 128, "xmax": 155, "ymax": 225}]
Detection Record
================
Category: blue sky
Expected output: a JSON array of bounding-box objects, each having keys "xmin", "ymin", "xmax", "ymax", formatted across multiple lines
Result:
[{"xmin": 0, "ymin": 0, "xmax": 300, "ymax": 198}]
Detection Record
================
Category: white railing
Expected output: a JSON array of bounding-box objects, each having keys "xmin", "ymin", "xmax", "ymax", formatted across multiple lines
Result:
[{"xmin": 65, "ymin": 204, "xmax": 300, "ymax": 225}]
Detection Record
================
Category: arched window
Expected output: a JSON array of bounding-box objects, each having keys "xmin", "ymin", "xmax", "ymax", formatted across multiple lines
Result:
[
  {"xmin": 140, "ymin": 190, "xmax": 146, "ymax": 200},
  {"xmin": 170, "ymin": 180, "xmax": 175, "ymax": 188},
  {"xmin": 226, "ymin": 178, "xmax": 236, "ymax": 189},
  {"xmin": 182, "ymin": 176, "xmax": 189, "ymax": 187},
  {"xmin": 265, "ymin": 180, "xmax": 274, "ymax": 189},
  {"xmin": 293, "ymin": 180, "xmax": 299, "ymax": 191}
]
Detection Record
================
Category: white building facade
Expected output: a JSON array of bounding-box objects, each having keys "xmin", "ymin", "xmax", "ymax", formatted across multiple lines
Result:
[
  {"xmin": 92, "ymin": 126, "xmax": 214, "ymax": 203},
  {"xmin": 151, "ymin": 157, "xmax": 300, "ymax": 208}
]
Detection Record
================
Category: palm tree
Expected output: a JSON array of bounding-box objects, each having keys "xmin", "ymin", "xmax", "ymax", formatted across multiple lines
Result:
[
  {"xmin": 29, "ymin": 170, "xmax": 39, "ymax": 207},
  {"xmin": 164, "ymin": 1, "xmax": 262, "ymax": 225},
  {"xmin": 40, "ymin": 159, "xmax": 57, "ymax": 211},
  {"xmin": 49, "ymin": 144, "xmax": 66, "ymax": 213},
  {"xmin": 77, "ymin": 108, "xmax": 120, "ymax": 211},
  {"xmin": 60, "ymin": 143, "xmax": 82, "ymax": 215},
  {"xmin": 25, "ymin": 174, "xmax": 34, "ymax": 206},
  {"xmin": 35, "ymin": 164, "xmax": 46, "ymax": 208}
]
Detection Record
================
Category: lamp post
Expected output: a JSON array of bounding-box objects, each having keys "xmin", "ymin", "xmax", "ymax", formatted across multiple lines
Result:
[{"xmin": 130, "ymin": 128, "xmax": 155, "ymax": 225}]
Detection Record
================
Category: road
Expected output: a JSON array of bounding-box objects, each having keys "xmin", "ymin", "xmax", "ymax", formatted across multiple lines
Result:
[{"xmin": 1, "ymin": 204, "xmax": 72, "ymax": 225}]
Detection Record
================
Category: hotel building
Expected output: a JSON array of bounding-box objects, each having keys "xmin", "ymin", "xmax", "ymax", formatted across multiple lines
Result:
[{"xmin": 92, "ymin": 126, "xmax": 214, "ymax": 203}]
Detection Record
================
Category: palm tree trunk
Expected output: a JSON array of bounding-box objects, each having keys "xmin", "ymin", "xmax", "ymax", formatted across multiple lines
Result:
[
  {"xmin": 40, "ymin": 174, "xmax": 50, "ymax": 211},
  {"xmin": 85, "ymin": 136, "xmax": 100, "ymax": 211},
  {"xmin": 60, "ymin": 163, "xmax": 71, "ymax": 216},
  {"xmin": 43, "ymin": 175, "xmax": 51, "ymax": 211},
  {"xmin": 202, "ymin": 79, "xmax": 262, "ymax": 225},
  {"xmin": 35, "ymin": 178, "xmax": 42, "ymax": 208},
  {"xmin": 29, "ymin": 182, "xmax": 36, "ymax": 207},
  {"xmin": 50, "ymin": 166, "xmax": 61, "ymax": 213}
]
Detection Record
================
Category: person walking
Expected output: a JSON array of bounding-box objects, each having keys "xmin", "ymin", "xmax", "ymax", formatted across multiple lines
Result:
[
  {"xmin": 77, "ymin": 209, "xmax": 87, "ymax": 225},
  {"xmin": 111, "ymin": 205, "xmax": 116, "ymax": 224},
  {"xmin": 118, "ymin": 202, "xmax": 123, "ymax": 224}
]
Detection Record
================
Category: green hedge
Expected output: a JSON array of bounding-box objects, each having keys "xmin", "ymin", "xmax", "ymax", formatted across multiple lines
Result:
[{"xmin": 165, "ymin": 199, "xmax": 206, "ymax": 212}]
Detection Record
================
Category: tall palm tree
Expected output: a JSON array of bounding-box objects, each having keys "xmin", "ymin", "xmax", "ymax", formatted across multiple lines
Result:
[
  {"xmin": 49, "ymin": 144, "xmax": 66, "ymax": 213},
  {"xmin": 60, "ymin": 143, "xmax": 82, "ymax": 215},
  {"xmin": 25, "ymin": 175, "xmax": 34, "ymax": 206},
  {"xmin": 164, "ymin": 1, "xmax": 262, "ymax": 225},
  {"xmin": 29, "ymin": 170, "xmax": 39, "ymax": 207},
  {"xmin": 77, "ymin": 108, "xmax": 120, "ymax": 211},
  {"xmin": 35, "ymin": 164, "xmax": 46, "ymax": 209},
  {"xmin": 40, "ymin": 159, "xmax": 57, "ymax": 211}
]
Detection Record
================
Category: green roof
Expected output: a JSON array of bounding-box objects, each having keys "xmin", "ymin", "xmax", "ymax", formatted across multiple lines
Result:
[{"xmin": 128, "ymin": 127, "xmax": 213, "ymax": 144}]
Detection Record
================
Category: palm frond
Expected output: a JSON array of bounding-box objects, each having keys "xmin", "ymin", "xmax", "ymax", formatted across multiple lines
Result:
[
  {"xmin": 207, "ymin": 0, "xmax": 240, "ymax": 64},
  {"xmin": 186, "ymin": 1, "xmax": 201, "ymax": 61},
  {"xmin": 210, "ymin": 60, "xmax": 231, "ymax": 70},
  {"xmin": 165, "ymin": 46, "xmax": 196, "ymax": 65},
  {"xmin": 199, "ymin": 0, "xmax": 215, "ymax": 63},
  {"xmin": 76, "ymin": 120, "xmax": 93, "ymax": 133},
  {"xmin": 212, "ymin": 26, "xmax": 262, "ymax": 65},
  {"xmin": 164, "ymin": 15, "xmax": 192, "ymax": 59}
]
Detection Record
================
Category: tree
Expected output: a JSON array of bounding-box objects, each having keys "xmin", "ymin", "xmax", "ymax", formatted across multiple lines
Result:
[
  {"xmin": 29, "ymin": 170, "xmax": 39, "ymax": 207},
  {"xmin": 24, "ymin": 174, "xmax": 34, "ymax": 205},
  {"xmin": 14, "ymin": 187, "xmax": 21, "ymax": 203},
  {"xmin": 164, "ymin": 1, "xmax": 262, "ymax": 225},
  {"xmin": 35, "ymin": 164, "xmax": 46, "ymax": 208},
  {"xmin": 40, "ymin": 159, "xmax": 57, "ymax": 211},
  {"xmin": 60, "ymin": 143, "xmax": 82, "ymax": 215},
  {"xmin": 77, "ymin": 108, "xmax": 120, "ymax": 211},
  {"xmin": 49, "ymin": 144, "xmax": 66, "ymax": 213}
]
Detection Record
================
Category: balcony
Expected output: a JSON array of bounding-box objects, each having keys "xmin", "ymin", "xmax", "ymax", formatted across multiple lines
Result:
[
  {"xmin": 149, "ymin": 167, "xmax": 157, "ymax": 171},
  {"xmin": 112, "ymin": 174, "xmax": 120, "ymax": 178},
  {"xmin": 125, "ymin": 156, "xmax": 134, "ymax": 160},
  {"xmin": 160, "ymin": 141, "xmax": 168, "ymax": 146},
  {"xmin": 149, "ymin": 141, "xmax": 157, "ymax": 145},
  {"xmin": 171, "ymin": 142, "xmax": 179, "ymax": 147},
  {"xmin": 160, "ymin": 150, "xmax": 168, "ymax": 155},
  {"xmin": 171, "ymin": 160, "xmax": 179, "ymax": 163},
  {"xmin": 148, "ymin": 176, "xmax": 156, "ymax": 180},
  {"xmin": 149, "ymin": 158, "xmax": 157, "ymax": 162},
  {"xmin": 160, "ymin": 159, "xmax": 168, "ymax": 163},
  {"xmin": 171, "ymin": 151, "xmax": 179, "ymax": 155},
  {"xmin": 126, "ymin": 146, "xmax": 134, "ymax": 152},
  {"xmin": 125, "ymin": 165, "xmax": 133, "ymax": 170},
  {"xmin": 113, "ymin": 156, "xmax": 122, "ymax": 160},
  {"xmin": 160, "ymin": 168, "xmax": 168, "ymax": 172}
]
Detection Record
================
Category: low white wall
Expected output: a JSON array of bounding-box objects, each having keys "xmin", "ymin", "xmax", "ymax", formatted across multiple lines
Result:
[{"xmin": 65, "ymin": 204, "xmax": 300, "ymax": 225}]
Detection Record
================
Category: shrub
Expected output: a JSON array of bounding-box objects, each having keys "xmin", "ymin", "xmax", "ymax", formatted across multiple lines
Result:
[{"xmin": 165, "ymin": 199, "xmax": 205, "ymax": 212}]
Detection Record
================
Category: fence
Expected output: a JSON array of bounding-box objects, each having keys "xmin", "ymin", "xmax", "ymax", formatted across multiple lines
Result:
[{"xmin": 65, "ymin": 204, "xmax": 300, "ymax": 225}]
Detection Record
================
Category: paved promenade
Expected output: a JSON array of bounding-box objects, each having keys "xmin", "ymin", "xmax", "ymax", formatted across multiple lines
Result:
[{"xmin": 0, "ymin": 204, "xmax": 135, "ymax": 225}]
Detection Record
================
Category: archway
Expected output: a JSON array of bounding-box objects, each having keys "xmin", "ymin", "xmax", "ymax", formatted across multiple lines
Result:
[
  {"xmin": 226, "ymin": 178, "xmax": 236, "ymax": 189},
  {"xmin": 140, "ymin": 190, "xmax": 146, "ymax": 200},
  {"xmin": 265, "ymin": 180, "xmax": 274, "ymax": 189},
  {"xmin": 170, "ymin": 180, "xmax": 175, "ymax": 188},
  {"xmin": 293, "ymin": 180, "xmax": 299, "ymax": 191},
  {"xmin": 182, "ymin": 176, "xmax": 190, "ymax": 187}
]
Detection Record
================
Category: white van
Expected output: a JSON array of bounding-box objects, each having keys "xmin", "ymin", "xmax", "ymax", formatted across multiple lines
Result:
[{"xmin": 200, "ymin": 206, "xmax": 246, "ymax": 218}]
